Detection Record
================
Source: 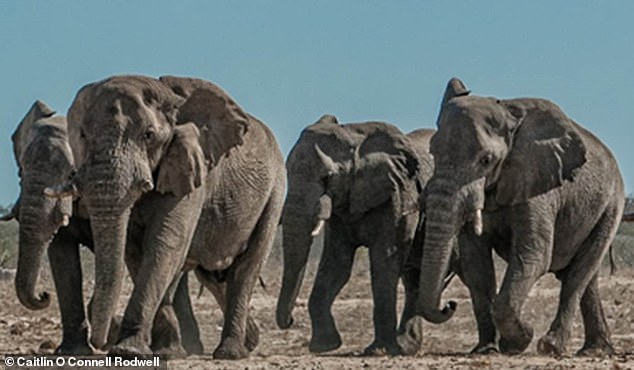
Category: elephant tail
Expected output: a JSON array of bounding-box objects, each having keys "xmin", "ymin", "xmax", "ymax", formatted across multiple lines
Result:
[
  {"xmin": 609, "ymin": 244, "xmax": 617, "ymax": 276},
  {"xmin": 258, "ymin": 275, "xmax": 270, "ymax": 295}
]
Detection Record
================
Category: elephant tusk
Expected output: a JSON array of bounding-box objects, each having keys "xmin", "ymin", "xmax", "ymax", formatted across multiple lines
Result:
[
  {"xmin": 44, "ymin": 183, "xmax": 78, "ymax": 199},
  {"xmin": 443, "ymin": 271, "xmax": 457, "ymax": 290},
  {"xmin": 61, "ymin": 215, "xmax": 70, "ymax": 227},
  {"xmin": 311, "ymin": 219, "xmax": 326, "ymax": 237},
  {"xmin": 473, "ymin": 209, "xmax": 483, "ymax": 236}
]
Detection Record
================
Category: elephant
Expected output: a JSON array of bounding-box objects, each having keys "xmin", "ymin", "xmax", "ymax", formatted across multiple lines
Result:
[
  {"xmin": 46, "ymin": 75, "xmax": 285, "ymax": 359},
  {"xmin": 407, "ymin": 78, "xmax": 625, "ymax": 356},
  {"xmin": 275, "ymin": 114, "xmax": 435, "ymax": 355},
  {"xmin": 2, "ymin": 100, "xmax": 203, "ymax": 356}
]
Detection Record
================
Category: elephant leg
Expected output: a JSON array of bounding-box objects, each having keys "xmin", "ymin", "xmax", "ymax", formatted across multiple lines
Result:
[
  {"xmin": 308, "ymin": 221, "xmax": 355, "ymax": 354},
  {"xmin": 537, "ymin": 210, "xmax": 618, "ymax": 356},
  {"xmin": 363, "ymin": 243, "xmax": 401, "ymax": 356},
  {"xmin": 48, "ymin": 235, "xmax": 92, "ymax": 355},
  {"xmin": 195, "ymin": 268, "xmax": 260, "ymax": 353},
  {"xmin": 111, "ymin": 194, "xmax": 200, "ymax": 357},
  {"xmin": 399, "ymin": 218, "xmax": 424, "ymax": 335},
  {"xmin": 173, "ymin": 272, "xmax": 204, "ymax": 355},
  {"xmin": 398, "ymin": 262, "xmax": 420, "ymax": 334},
  {"xmin": 576, "ymin": 273, "xmax": 613, "ymax": 356},
  {"xmin": 396, "ymin": 265, "xmax": 423, "ymax": 356},
  {"xmin": 494, "ymin": 210, "xmax": 552, "ymax": 355},
  {"xmin": 458, "ymin": 232, "xmax": 498, "ymax": 354},
  {"xmin": 150, "ymin": 273, "xmax": 187, "ymax": 359},
  {"xmin": 213, "ymin": 192, "xmax": 282, "ymax": 360}
]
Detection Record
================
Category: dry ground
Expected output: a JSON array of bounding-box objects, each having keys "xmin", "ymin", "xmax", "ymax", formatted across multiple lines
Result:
[{"xmin": 0, "ymin": 246, "xmax": 633, "ymax": 369}]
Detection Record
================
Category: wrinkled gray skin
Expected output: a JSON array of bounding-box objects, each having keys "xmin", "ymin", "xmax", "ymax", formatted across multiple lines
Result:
[
  {"xmin": 48, "ymin": 75, "xmax": 285, "ymax": 359},
  {"xmin": 409, "ymin": 78, "xmax": 625, "ymax": 356},
  {"xmin": 3, "ymin": 101, "xmax": 203, "ymax": 356},
  {"xmin": 276, "ymin": 115, "xmax": 434, "ymax": 355}
]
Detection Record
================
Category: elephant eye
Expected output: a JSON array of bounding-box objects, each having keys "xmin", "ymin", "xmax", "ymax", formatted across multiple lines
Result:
[
  {"xmin": 143, "ymin": 130, "xmax": 155, "ymax": 142},
  {"xmin": 479, "ymin": 153, "xmax": 494, "ymax": 167}
]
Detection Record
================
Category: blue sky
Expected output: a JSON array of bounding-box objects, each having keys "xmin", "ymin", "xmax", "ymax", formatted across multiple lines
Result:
[{"xmin": 1, "ymin": 1, "xmax": 632, "ymax": 205}]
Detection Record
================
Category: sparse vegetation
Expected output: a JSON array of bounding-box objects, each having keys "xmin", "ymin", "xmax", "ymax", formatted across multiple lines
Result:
[{"xmin": 0, "ymin": 204, "xmax": 18, "ymax": 268}]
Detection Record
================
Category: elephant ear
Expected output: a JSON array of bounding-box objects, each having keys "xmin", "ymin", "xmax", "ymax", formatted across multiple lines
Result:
[
  {"xmin": 495, "ymin": 100, "xmax": 587, "ymax": 205},
  {"xmin": 67, "ymin": 82, "xmax": 99, "ymax": 168},
  {"xmin": 156, "ymin": 123, "xmax": 207, "ymax": 197},
  {"xmin": 12, "ymin": 100, "xmax": 56, "ymax": 166},
  {"xmin": 172, "ymin": 85, "xmax": 249, "ymax": 167},
  {"xmin": 349, "ymin": 126, "xmax": 420, "ymax": 215},
  {"xmin": 440, "ymin": 78, "xmax": 470, "ymax": 108}
]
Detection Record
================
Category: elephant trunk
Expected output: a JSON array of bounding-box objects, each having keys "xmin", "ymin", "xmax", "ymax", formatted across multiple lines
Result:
[
  {"xmin": 14, "ymin": 200, "xmax": 51, "ymax": 310},
  {"xmin": 276, "ymin": 194, "xmax": 331, "ymax": 329},
  {"xmin": 82, "ymin": 161, "xmax": 136, "ymax": 349},
  {"xmin": 88, "ymin": 209, "xmax": 129, "ymax": 349},
  {"xmin": 417, "ymin": 180, "xmax": 460, "ymax": 324},
  {"xmin": 276, "ymin": 221, "xmax": 313, "ymax": 329}
]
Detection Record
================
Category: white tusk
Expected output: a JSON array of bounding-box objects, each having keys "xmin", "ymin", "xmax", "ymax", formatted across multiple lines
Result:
[
  {"xmin": 473, "ymin": 209, "xmax": 483, "ymax": 236},
  {"xmin": 61, "ymin": 215, "xmax": 70, "ymax": 227},
  {"xmin": 311, "ymin": 219, "xmax": 326, "ymax": 237}
]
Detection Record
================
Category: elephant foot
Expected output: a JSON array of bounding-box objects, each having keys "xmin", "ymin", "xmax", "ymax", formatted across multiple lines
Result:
[
  {"xmin": 537, "ymin": 332, "xmax": 567, "ymax": 356},
  {"xmin": 213, "ymin": 337, "xmax": 249, "ymax": 360},
  {"xmin": 109, "ymin": 336, "xmax": 152, "ymax": 357},
  {"xmin": 362, "ymin": 341, "xmax": 401, "ymax": 356},
  {"xmin": 471, "ymin": 342, "xmax": 499, "ymax": 354},
  {"xmin": 576, "ymin": 339, "xmax": 614, "ymax": 357},
  {"xmin": 55, "ymin": 341, "xmax": 94, "ymax": 356},
  {"xmin": 276, "ymin": 311, "xmax": 294, "ymax": 330},
  {"xmin": 154, "ymin": 344, "xmax": 188, "ymax": 360},
  {"xmin": 245, "ymin": 317, "xmax": 260, "ymax": 352},
  {"xmin": 499, "ymin": 325, "xmax": 533, "ymax": 355},
  {"xmin": 106, "ymin": 315, "xmax": 123, "ymax": 350},
  {"xmin": 182, "ymin": 338, "xmax": 204, "ymax": 356},
  {"xmin": 309, "ymin": 331, "xmax": 342, "ymax": 353},
  {"xmin": 396, "ymin": 316, "xmax": 424, "ymax": 356}
]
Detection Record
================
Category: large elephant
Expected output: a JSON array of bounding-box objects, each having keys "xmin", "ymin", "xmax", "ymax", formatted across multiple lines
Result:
[
  {"xmin": 3, "ymin": 101, "xmax": 203, "ymax": 355},
  {"xmin": 409, "ymin": 78, "xmax": 624, "ymax": 356},
  {"xmin": 275, "ymin": 115, "xmax": 434, "ymax": 355},
  {"xmin": 47, "ymin": 75, "xmax": 285, "ymax": 359}
]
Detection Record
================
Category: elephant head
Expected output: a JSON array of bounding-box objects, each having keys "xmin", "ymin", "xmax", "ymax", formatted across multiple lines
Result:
[
  {"xmin": 1, "ymin": 101, "xmax": 74, "ymax": 310},
  {"xmin": 418, "ymin": 78, "xmax": 586, "ymax": 323},
  {"xmin": 46, "ymin": 75, "xmax": 248, "ymax": 349},
  {"xmin": 276, "ymin": 115, "xmax": 421, "ymax": 329}
]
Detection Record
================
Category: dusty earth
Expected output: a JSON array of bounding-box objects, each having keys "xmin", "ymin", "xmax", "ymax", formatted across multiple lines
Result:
[{"xmin": 0, "ymin": 246, "xmax": 633, "ymax": 369}]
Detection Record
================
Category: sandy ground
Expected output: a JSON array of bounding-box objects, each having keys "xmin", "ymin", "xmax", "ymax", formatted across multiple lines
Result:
[{"xmin": 0, "ymin": 248, "xmax": 633, "ymax": 369}]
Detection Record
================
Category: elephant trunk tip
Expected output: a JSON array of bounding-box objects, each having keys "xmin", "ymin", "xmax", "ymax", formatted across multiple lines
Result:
[
  {"xmin": 420, "ymin": 300, "xmax": 457, "ymax": 324},
  {"xmin": 90, "ymin": 329, "xmax": 109, "ymax": 350},
  {"xmin": 16, "ymin": 288, "xmax": 50, "ymax": 310}
]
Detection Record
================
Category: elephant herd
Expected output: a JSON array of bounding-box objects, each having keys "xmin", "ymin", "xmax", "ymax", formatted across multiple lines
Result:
[{"xmin": 0, "ymin": 75, "xmax": 625, "ymax": 360}]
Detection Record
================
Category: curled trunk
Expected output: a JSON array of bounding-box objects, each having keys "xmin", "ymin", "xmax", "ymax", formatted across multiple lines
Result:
[
  {"xmin": 417, "ymin": 189, "xmax": 459, "ymax": 324},
  {"xmin": 15, "ymin": 222, "xmax": 50, "ymax": 310}
]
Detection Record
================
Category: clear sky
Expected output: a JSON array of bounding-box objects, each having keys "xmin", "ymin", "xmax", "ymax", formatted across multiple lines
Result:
[{"xmin": 1, "ymin": 1, "xmax": 632, "ymax": 205}]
